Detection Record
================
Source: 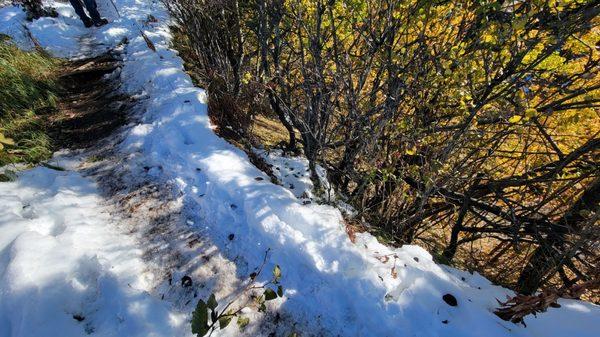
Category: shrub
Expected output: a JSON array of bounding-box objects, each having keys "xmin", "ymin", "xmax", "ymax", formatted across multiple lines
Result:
[
  {"xmin": 167, "ymin": 0, "xmax": 600, "ymax": 301},
  {"xmin": 191, "ymin": 253, "xmax": 284, "ymax": 336}
]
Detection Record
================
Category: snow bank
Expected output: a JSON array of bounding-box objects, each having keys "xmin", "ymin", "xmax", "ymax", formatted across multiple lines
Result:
[
  {"xmin": 0, "ymin": 6, "xmax": 33, "ymax": 49},
  {"xmin": 256, "ymin": 148, "xmax": 333, "ymax": 202},
  {"xmin": 0, "ymin": 1, "xmax": 598, "ymax": 336},
  {"xmin": 0, "ymin": 156, "xmax": 188, "ymax": 337}
]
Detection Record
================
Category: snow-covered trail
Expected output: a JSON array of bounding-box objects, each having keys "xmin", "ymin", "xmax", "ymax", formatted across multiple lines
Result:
[
  {"xmin": 0, "ymin": 156, "xmax": 188, "ymax": 337},
  {"xmin": 1, "ymin": 1, "xmax": 599, "ymax": 337}
]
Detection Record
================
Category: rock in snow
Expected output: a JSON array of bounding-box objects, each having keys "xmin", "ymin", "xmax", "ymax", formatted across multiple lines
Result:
[{"xmin": 443, "ymin": 294, "xmax": 458, "ymax": 307}]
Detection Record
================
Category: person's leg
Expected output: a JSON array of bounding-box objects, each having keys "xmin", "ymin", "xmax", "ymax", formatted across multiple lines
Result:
[
  {"xmin": 68, "ymin": 0, "xmax": 93, "ymax": 27},
  {"xmin": 81, "ymin": 0, "xmax": 103, "ymax": 24}
]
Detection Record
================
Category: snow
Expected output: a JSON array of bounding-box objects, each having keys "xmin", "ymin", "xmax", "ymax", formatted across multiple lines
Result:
[
  {"xmin": 1, "ymin": 1, "xmax": 599, "ymax": 337},
  {"xmin": 0, "ymin": 155, "xmax": 188, "ymax": 337},
  {"xmin": 0, "ymin": 6, "xmax": 32, "ymax": 49},
  {"xmin": 255, "ymin": 148, "xmax": 333, "ymax": 202}
]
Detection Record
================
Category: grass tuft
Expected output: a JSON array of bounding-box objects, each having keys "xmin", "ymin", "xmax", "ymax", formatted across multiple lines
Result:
[{"xmin": 0, "ymin": 39, "xmax": 60, "ymax": 166}]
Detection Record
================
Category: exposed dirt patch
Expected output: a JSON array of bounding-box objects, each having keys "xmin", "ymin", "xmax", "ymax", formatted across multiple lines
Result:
[{"xmin": 49, "ymin": 53, "xmax": 130, "ymax": 148}]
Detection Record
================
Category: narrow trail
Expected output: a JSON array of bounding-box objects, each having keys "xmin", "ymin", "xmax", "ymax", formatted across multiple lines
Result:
[
  {"xmin": 0, "ymin": 50, "xmax": 193, "ymax": 336},
  {"xmin": 40, "ymin": 47, "xmax": 299, "ymax": 336},
  {"xmin": 52, "ymin": 54, "xmax": 126, "ymax": 148}
]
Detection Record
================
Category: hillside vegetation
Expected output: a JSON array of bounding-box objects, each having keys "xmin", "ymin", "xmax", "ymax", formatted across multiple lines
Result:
[
  {"xmin": 166, "ymin": 0, "xmax": 600, "ymax": 302},
  {"xmin": 0, "ymin": 36, "xmax": 59, "ymax": 167}
]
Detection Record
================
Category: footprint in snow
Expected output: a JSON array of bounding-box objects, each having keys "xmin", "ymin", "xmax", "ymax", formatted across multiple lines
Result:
[{"xmin": 21, "ymin": 204, "xmax": 37, "ymax": 219}]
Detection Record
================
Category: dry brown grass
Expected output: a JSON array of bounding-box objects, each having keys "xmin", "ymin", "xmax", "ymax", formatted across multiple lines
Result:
[{"xmin": 250, "ymin": 114, "xmax": 294, "ymax": 149}]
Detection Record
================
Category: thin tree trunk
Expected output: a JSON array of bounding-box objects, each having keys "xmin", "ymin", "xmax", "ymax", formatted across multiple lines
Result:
[{"xmin": 517, "ymin": 178, "xmax": 600, "ymax": 294}]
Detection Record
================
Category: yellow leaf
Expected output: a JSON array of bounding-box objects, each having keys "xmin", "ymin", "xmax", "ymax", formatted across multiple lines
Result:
[
  {"xmin": 242, "ymin": 72, "xmax": 252, "ymax": 85},
  {"xmin": 509, "ymin": 115, "xmax": 522, "ymax": 123},
  {"xmin": 0, "ymin": 134, "xmax": 15, "ymax": 146},
  {"xmin": 482, "ymin": 33, "xmax": 495, "ymax": 44},
  {"xmin": 406, "ymin": 147, "xmax": 417, "ymax": 156},
  {"xmin": 525, "ymin": 108, "xmax": 537, "ymax": 118}
]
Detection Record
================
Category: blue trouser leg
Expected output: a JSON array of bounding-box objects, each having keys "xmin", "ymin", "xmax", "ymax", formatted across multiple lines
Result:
[
  {"xmin": 69, "ymin": 0, "xmax": 92, "ymax": 24},
  {"xmin": 82, "ymin": 0, "xmax": 102, "ymax": 23}
]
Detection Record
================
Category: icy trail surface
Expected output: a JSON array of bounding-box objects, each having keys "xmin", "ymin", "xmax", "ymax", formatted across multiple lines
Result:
[{"xmin": 1, "ymin": 1, "xmax": 599, "ymax": 337}]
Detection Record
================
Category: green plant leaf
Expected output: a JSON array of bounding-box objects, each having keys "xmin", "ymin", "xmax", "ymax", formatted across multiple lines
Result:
[
  {"xmin": 219, "ymin": 315, "xmax": 233, "ymax": 329},
  {"xmin": 191, "ymin": 300, "xmax": 209, "ymax": 336},
  {"xmin": 525, "ymin": 108, "xmax": 537, "ymax": 118},
  {"xmin": 277, "ymin": 285, "xmax": 284, "ymax": 297},
  {"xmin": 264, "ymin": 288, "xmax": 277, "ymax": 301},
  {"xmin": 237, "ymin": 316, "xmax": 250, "ymax": 330},
  {"xmin": 207, "ymin": 293, "xmax": 218, "ymax": 310}
]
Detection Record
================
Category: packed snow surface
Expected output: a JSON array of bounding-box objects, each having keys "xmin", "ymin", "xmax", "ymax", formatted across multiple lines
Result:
[
  {"xmin": 0, "ymin": 157, "xmax": 188, "ymax": 337},
  {"xmin": 1, "ymin": 1, "xmax": 599, "ymax": 336}
]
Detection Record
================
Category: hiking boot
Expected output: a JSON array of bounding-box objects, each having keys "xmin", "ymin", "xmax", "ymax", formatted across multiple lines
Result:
[
  {"xmin": 82, "ymin": 17, "xmax": 93, "ymax": 28},
  {"xmin": 94, "ymin": 18, "xmax": 109, "ymax": 27}
]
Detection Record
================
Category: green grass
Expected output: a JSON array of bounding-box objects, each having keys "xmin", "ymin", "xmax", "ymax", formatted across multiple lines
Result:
[{"xmin": 0, "ymin": 36, "xmax": 60, "ymax": 166}]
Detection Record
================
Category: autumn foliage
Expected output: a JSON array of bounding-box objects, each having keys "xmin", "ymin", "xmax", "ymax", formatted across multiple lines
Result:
[{"xmin": 166, "ymin": 0, "xmax": 600, "ymax": 305}]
